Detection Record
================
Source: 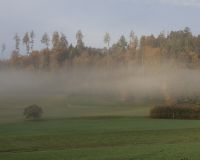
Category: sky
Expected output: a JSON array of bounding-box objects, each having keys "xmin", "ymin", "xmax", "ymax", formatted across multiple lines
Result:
[{"xmin": 0, "ymin": 0, "xmax": 200, "ymax": 58}]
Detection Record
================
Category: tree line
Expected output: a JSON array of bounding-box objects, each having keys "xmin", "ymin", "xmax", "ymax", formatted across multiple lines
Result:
[{"xmin": 1, "ymin": 27, "xmax": 200, "ymax": 71}]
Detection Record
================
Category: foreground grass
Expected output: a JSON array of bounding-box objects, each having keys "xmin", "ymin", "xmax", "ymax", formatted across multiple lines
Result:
[
  {"xmin": 2, "ymin": 144, "xmax": 200, "ymax": 160},
  {"xmin": 1, "ymin": 117, "xmax": 200, "ymax": 160}
]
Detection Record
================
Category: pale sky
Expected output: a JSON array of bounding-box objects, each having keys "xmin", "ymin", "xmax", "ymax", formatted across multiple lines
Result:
[{"xmin": 0, "ymin": 0, "xmax": 200, "ymax": 57}]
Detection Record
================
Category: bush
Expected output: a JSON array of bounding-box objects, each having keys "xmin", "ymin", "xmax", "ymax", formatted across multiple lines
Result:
[
  {"xmin": 150, "ymin": 104, "xmax": 200, "ymax": 120},
  {"xmin": 24, "ymin": 104, "xmax": 43, "ymax": 120}
]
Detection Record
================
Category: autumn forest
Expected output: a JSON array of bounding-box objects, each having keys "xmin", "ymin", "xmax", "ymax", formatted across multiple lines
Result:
[{"xmin": 0, "ymin": 27, "xmax": 200, "ymax": 71}]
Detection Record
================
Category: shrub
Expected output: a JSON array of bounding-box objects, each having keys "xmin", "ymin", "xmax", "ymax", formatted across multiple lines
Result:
[
  {"xmin": 24, "ymin": 104, "xmax": 43, "ymax": 120},
  {"xmin": 150, "ymin": 104, "xmax": 200, "ymax": 120}
]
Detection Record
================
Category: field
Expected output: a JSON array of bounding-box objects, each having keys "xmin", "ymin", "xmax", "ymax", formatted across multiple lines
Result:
[
  {"xmin": 0, "ymin": 96, "xmax": 200, "ymax": 160},
  {"xmin": 0, "ymin": 95, "xmax": 151, "ymax": 123}
]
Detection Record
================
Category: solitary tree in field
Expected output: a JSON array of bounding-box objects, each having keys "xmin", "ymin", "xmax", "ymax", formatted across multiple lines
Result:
[
  {"xmin": 23, "ymin": 32, "xmax": 30, "ymax": 54},
  {"xmin": 41, "ymin": 33, "xmax": 50, "ymax": 50},
  {"xmin": 104, "ymin": 32, "xmax": 111, "ymax": 49},
  {"xmin": 24, "ymin": 104, "xmax": 43, "ymax": 120},
  {"xmin": 14, "ymin": 33, "xmax": 20, "ymax": 53},
  {"xmin": 76, "ymin": 30, "xmax": 84, "ymax": 49}
]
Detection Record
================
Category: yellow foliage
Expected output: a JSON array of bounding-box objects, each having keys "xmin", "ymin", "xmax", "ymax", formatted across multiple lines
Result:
[{"xmin": 143, "ymin": 46, "xmax": 161, "ymax": 66}]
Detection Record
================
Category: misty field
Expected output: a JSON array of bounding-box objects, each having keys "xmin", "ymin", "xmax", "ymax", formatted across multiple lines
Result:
[
  {"xmin": 1, "ymin": 0, "xmax": 200, "ymax": 159},
  {"xmin": 1, "ymin": 69, "xmax": 200, "ymax": 160},
  {"xmin": 1, "ymin": 117, "xmax": 200, "ymax": 160},
  {"xmin": 0, "ymin": 97, "xmax": 200, "ymax": 160},
  {"xmin": 0, "ymin": 95, "xmax": 152, "ymax": 123}
]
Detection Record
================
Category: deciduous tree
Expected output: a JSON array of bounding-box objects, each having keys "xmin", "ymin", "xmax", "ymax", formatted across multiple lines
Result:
[{"xmin": 104, "ymin": 32, "xmax": 111, "ymax": 49}]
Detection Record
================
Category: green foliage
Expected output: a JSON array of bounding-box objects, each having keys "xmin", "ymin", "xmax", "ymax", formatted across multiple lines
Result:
[
  {"xmin": 150, "ymin": 104, "xmax": 200, "ymax": 119},
  {"xmin": 23, "ymin": 104, "xmax": 43, "ymax": 120}
]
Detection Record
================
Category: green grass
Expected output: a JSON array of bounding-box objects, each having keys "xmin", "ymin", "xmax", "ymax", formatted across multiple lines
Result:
[
  {"xmin": 1, "ymin": 117, "xmax": 200, "ymax": 160},
  {"xmin": 0, "ymin": 95, "xmax": 152, "ymax": 123},
  {"xmin": 0, "ymin": 95, "xmax": 198, "ymax": 159}
]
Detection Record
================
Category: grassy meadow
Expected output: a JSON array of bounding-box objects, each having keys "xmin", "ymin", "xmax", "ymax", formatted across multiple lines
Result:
[
  {"xmin": 0, "ymin": 95, "xmax": 200, "ymax": 160},
  {"xmin": 0, "ymin": 95, "xmax": 151, "ymax": 123}
]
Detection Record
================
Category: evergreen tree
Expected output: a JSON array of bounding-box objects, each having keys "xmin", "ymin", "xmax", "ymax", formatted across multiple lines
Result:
[
  {"xmin": 41, "ymin": 33, "xmax": 50, "ymax": 50},
  {"xmin": 23, "ymin": 32, "xmax": 30, "ymax": 55},
  {"xmin": 30, "ymin": 31, "xmax": 35, "ymax": 52},
  {"xmin": 76, "ymin": 30, "xmax": 84, "ymax": 49},
  {"xmin": 14, "ymin": 33, "xmax": 21, "ymax": 53}
]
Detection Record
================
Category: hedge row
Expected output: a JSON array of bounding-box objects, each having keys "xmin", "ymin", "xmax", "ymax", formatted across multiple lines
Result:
[{"xmin": 150, "ymin": 104, "xmax": 200, "ymax": 119}]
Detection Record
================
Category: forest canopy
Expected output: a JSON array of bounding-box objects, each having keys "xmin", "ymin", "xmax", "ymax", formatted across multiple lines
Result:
[{"xmin": 0, "ymin": 27, "xmax": 200, "ymax": 71}]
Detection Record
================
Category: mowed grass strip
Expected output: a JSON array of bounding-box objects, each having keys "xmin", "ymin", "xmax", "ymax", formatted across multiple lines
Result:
[
  {"xmin": 1, "ymin": 128, "xmax": 200, "ymax": 153},
  {"xmin": 1, "ymin": 117, "xmax": 200, "ymax": 154},
  {"xmin": 1, "ymin": 143, "xmax": 200, "ymax": 160}
]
